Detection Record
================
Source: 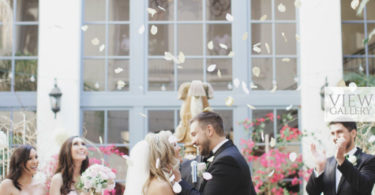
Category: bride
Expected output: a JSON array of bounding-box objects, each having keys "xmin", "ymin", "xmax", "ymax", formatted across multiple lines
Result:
[{"xmin": 124, "ymin": 131, "xmax": 181, "ymax": 195}]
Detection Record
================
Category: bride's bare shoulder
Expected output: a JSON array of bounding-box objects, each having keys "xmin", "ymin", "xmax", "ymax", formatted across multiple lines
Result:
[{"xmin": 147, "ymin": 179, "xmax": 174, "ymax": 195}]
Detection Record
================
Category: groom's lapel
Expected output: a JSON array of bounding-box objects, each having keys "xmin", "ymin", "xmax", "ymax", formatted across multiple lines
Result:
[
  {"xmin": 336, "ymin": 148, "xmax": 363, "ymax": 194},
  {"xmin": 326, "ymin": 158, "xmax": 337, "ymax": 195}
]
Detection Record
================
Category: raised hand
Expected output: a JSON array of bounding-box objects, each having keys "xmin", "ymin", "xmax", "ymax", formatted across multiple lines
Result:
[
  {"xmin": 335, "ymin": 137, "xmax": 346, "ymax": 165},
  {"xmin": 311, "ymin": 143, "xmax": 327, "ymax": 173}
]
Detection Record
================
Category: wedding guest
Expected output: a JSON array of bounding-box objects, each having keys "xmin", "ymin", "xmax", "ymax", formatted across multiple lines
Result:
[
  {"xmin": 0, "ymin": 145, "xmax": 47, "ymax": 195},
  {"xmin": 49, "ymin": 136, "xmax": 89, "ymax": 195}
]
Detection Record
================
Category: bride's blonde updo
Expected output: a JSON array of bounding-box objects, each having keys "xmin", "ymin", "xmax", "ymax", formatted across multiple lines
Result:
[{"xmin": 143, "ymin": 130, "xmax": 180, "ymax": 194}]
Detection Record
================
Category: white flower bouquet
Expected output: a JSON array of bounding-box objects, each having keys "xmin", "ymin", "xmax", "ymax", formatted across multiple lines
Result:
[{"xmin": 77, "ymin": 164, "xmax": 116, "ymax": 194}]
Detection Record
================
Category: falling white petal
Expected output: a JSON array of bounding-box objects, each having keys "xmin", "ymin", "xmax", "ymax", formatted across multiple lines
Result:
[
  {"xmin": 282, "ymin": 58, "xmax": 291, "ymax": 62},
  {"xmin": 207, "ymin": 64, "xmax": 217, "ymax": 72},
  {"xmin": 30, "ymin": 75, "xmax": 35, "ymax": 82},
  {"xmin": 368, "ymin": 135, "xmax": 375, "ymax": 143},
  {"xmin": 233, "ymin": 78, "xmax": 240, "ymax": 88},
  {"xmin": 225, "ymin": 96, "xmax": 234, "ymax": 106},
  {"xmin": 178, "ymin": 52, "xmax": 185, "ymax": 64},
  {"xmin": 252, "ymin": 66, "xmax": 260, "ymax": 77},
  {"xmin": 114, "ymin": 67, "xmax": 124, "ymax": 74},
  {"xmin": 268, "ymin": 169, "xmax": 275, "ymax": 177},
  {"xmin": 173, "ymin": 182, "xmax": 182, "ymax": 193},
  {"xmin": 253, "ymin": 46, "xmax": 261, "ymax": 53},
  {"xmin": 168, "ymin": 135, "xmax": 178, "ymax": 144},
  {"xmin": 270, "ymin": 137, "xmax": 276, "ymax": 147},
  {"xmin": 228, "ymin": 51, "xmax": 234, "ymax": 57},
  {"xmin": 139, "ymin": 113, "xmax": 147, "ymax": 118},
  {"xmin": 242, "ymin": 81, "xmax": 250, "ymax": 94},
  {"xmin": 278, "ymin": 3, "xmax": 286, "ymax": 12},
  {"xmin": 286, "ymin": 105, "xmax": 293, "ymax": 111},
  {"xmin": 138, "ymin": 25, "xmax": 145, "ymax": 34},
  {"xmin": 156, "ymin": 158, "xmax": 160, "ymax": 169},
  {"xmin": 158, "ymin": 6, "xmax": 166, "ymax": 12},
  {"xmin": 261, "ymin": 131, "xmax": 264, "ymax": 141},
  {"xmin": 177, "ymin": 65, "xmax": 183, "ymax": 69},
  {"xmin": 282, "ymin": 32, "xmax": 288, "ymax": 42},
  {"xmin": 247, "ymin": 104, "xmax": 256, "ymax": 110},
  {"xmin": 349, "ymin": 82, "xmax": 357, "ymax": 92},
  {"xmin": 94, "ymin": 82, "xmax": 100, "ymax": 89},
  {"xmin": 99, "ymin": 136, "xmax": 103, "ymax": 144},
  {"xmin": 359, "ymin": 64, "xmax": 364, "ymax": 72},
  {"xmin": 265, "ymin": 43, "xmax": 271, "ymax": 54},
  {"xmin": 164, "ymin": 52, "xmax": 174, "ymax": 61},
  {"xmin": 147, "ymin": 8, "xmax": 157, "ymax": 17},
  {"xmin": 117, "ymin": 80, "xmax": 126, "ymax": 90},
  {"xmin": 99, "ymin": 44, "xmax": 105, "ymax": 52},
  {"xmin": 260, "ymin": 14, "xmax": 267, "ymax": 21},
  {"xmin": 296, "ymin": 34, "xmax": 300, "ymax": 41},
  {"xmin": 91, "ymin": 38, "xmax": 100, "ymax": 46},
  {"xmin": 160, "ymin": 84, "xmax": 166, "ymax": 91},
  {"xmin": 369, "ymin": 28, "xmax": 375, "ymax": 42},
  {"xmin": 351, "ymin": 0, "xmax": 360, "ymax": 10},
  {"xmin": 242, "ymin": 32, "xmax": 248, "ymax": 41},
  {"xmin": 227, "ymin": 83, "xmax": 233, "ymax": 90},
  {"xmin": 202, "ymin": 172, "xmax": 213, "ymax": 180},
  {"xmin": 270, "ymin": 81, "xmax": 277, "ymax": 93},
  {"xmin": 250, "ymin": 82, "xmax": 258, "ymax": 89},
  {"xmin": 294, "ymin": 0, "xmax": 302, "ymax": 8},
  {"xmin": 207, "ymin": 41, "xmax": 214, "ymax": 50},
  {"xmin": 219, "ymin": 43, "xmax": 228, "ymax": 50},
  {"xmin": 297, "ymin": 84, "xmax": 302, "ymax": 91},
  {"xmin": 225, "ymin": 13, "xmax": 234, "ymax": 22},
  {"xmin": 217, "ymin": 69, "xmax": 222, "ymax": 78},
  {"xmin": 81, "ymin": 25, "xmax": 88, "ymax": 31},
  {"xmin": 169, "ymin": 174, "xmax": 176, "ymax": 182},
  {"xmin": 150, "ymin": 25, "xmax": 158, "ymax": 35},
  {"xmin": 289, "ymin": 152, "xmax": 297, "ymax": 162},
  {"xmin": 294, "ymin": 76, "xmax": 299, "ymax": 83}
]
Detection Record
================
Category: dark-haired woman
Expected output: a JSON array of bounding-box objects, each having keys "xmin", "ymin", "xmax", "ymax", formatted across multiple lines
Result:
[
  {"xmin": 49, "ymin": 136, "xmax": 89, "ymax": 195},
  {"xmin": 0, "ymin": 145, "xmax": 47, "ymax": 195}
]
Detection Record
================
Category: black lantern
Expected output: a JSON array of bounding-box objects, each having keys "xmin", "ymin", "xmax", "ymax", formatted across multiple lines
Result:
[
  {"xmin": 320, "ymin": 77, "xmax": 328, "ymax": 111},
  {"xmin": 49, "ymin": 79, "xmax": 62, "ymax": 118}
]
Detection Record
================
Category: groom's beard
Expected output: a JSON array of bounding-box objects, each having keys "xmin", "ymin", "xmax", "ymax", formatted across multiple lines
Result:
[
  {"xmin": 200, "ymin": 138, "xmax": 211, "ymax": 156},
  {"xmin": 346, "ymin": 137, "xmax": 353, "ymax": 150}
]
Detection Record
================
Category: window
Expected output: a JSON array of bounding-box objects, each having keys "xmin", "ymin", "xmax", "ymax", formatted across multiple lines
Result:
[
  {"xmin": 0, "ymin": 0, "xmax": 39, "ymax": 91},
  {"xmin": 147, "ymin": 0, "xmax": 233, "ymax": 91},
  {"xmin": 82, "ymin": 0, "xmax": 130, "ymax": 91},
  {"xmin": 341, "ymin": 0, "xmax": 375, "ymax": 77}
]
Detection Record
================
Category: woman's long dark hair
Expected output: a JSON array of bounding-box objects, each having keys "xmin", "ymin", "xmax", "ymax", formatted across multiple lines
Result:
[
  {"xmin": 7, "ymin": 145, "xmax": 35, "ymax": 190},
  {"xmin": 55, "ymin": 136, "xmax": 89, "ymax": 194}
]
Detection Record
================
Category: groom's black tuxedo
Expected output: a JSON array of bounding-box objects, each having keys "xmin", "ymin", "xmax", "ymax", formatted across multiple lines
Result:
[
  {"xmin": 178, "ymin": 140, "xmax": 256, "ymax": 195},
  {"xmin": 306, "ymin": 148, "xmax": 375, "ymax": 195}
]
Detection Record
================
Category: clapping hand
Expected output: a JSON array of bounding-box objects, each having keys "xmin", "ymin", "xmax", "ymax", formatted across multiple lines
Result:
[
  {"xmin": 335, "ymin": 137, "xmax": 346, "ymax": 165},
  {"xmin": 311, "ymin": 143, "xmax": 327, "ymax": 174}
]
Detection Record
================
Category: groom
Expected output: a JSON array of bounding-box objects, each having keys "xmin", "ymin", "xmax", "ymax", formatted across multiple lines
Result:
[
  {"xmin": 174, "ymin": 111, "xmax": 256, "ymax": 195},
  {"xmin": 306, "ymin": 121, "xmax": 375, "ymax": 195}
]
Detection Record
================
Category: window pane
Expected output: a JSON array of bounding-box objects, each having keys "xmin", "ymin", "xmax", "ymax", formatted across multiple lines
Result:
[
  {"xmin": 275, "ymin": 0, "xmax": 295, "ymax": 20},
  {"xmin": 108, "ymin": 24, "xmax": 129, "ymax": 56},
  {"xmin": 178, "ymin": 0, "xmax": 202, "ymax": 21},
  {"xmin": 0, "ymin": 60, "xmax": 11, "ymax": 91},
  {"xmin": 83, "ymin": 25, "xmax": 106, "ymax": 56},
  {"xmin": 251, "ymin": 0, "xmax": 271, "ymax": 20},
  {"xmin": 14, "ymin": 60, "xmax": 37, "ymax": 91},
  {"xmin": 0, "ymin": 25, "xmax": 13, "ymax": 56},
  {"xmin": 108, "ymin": 59, "xmax": 129, "ymax": 91},
  {"xmin": 148, "ymin": 110, "xmax": 174, "ymax": 133},
  {"xmin": 178, "ymin": 24, "xmax": 203, "ymax": 56},
  {"xmin": 215, "ymin": 110, "xmax": 233, "ymax": 140},
  {"xmin": 83, "ymin": 111, "xmax": 104, "ymax": 144},
  {"xmin": 343, "ymin": 57, "xmax": 365, "ymax": 75},
  {"xmin": 84, "ymin": 0, "xmax": 106, "ymax": 21},
  {"xmin": 148, "ymin": 24, "xmax": 174, "ymax": 56},
  {"xmin": 252, "ymin": 58, "xmax": 273, "ymax": 90},
  {"xmin": 206, "ymin": 58, "xmax": 232, "ymax": 90},
  {"xmin": 276, "ymin": 23, "xmax": 296, "ymax": 55},
  {"xmin": 108, "ymin": 111, "xmax": 129, "ymax": 144},
  {"xmin": 368, "ymin": 23, "xmax": 375, "ymax": 55},
  {"xmin": 16, "ymin": 25, "xmax": 38, "ymax": 56},
  {"xmin": 109, "ymin": 0, "xmax": 130, "ymax": 21},
  {"xmin": 84, "ymin": 60, "xmax": 105, "ymax": 91},
  {"xmin": 16, "ymin": 0, "xmax": 38, "ymax": 21},
  {"xmin": 276, "ymin": 58, "xmax": 297, "ymax": 90},
  {"xmin": 148, "ymin": 59, "xmax": 174, "ymax": 91},
  {"xmin": 148, "ymin": 0, "xmax": 174, "ymax": 21},
  {"xmin": 368, "ymin": 1, "xmax": 375, "ymax": 20},
  {"xmin": 341, "ymin": 0, "xmax": 363, "ymax": 20},
  {"xmin": 107, "ymin": 146, "xmax": 128, "ymax": 181},
  {"xmin": 177, "ymin": 59, "xmax": 203, "ymax": 87},
  {"xmin": 12, "ymin": 111, "xmax": 37, "ymax": 145},
  {"xmin": 342, "ymin": 23, "xmax": 365, "ymax": 55},
  {"xmin": 251, "ymin": 24, "xmax": 272, "ymax": 55},
  {"xmin": 206, "ymin": 0, "xmax": 231, "ymax": 21},
  {"xmin": 207, "ymin": 24, "xmax": 232, "ymax": 56},
  {"xmin": 370, "ymin": 58, "xmax": 375, "ymax": 75},
  {"xmin": 252, "ymin": 110, "xmax": 274, "ymax": 141}
]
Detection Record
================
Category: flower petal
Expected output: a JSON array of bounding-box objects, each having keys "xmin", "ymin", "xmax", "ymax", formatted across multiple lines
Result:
[
  {"xmin": 294, "ymin": 0, "xmax": 302, "ymax": 8},
  {"xmin": 138, "ymin": 25, "xmax": 145, "ymax": 34},
  {"xmin": 242, "ymin": 81, "xmax": 250, "ymax": 94},
  {"xmin": 260, "ymin": 14, "xmax": 267, "ymax": 21},
  {"xmin": 164, "ymin": 52, "xmax": 174, "ymax": 61},
  {"xmin": 286, "ymin": 104, "xmax": 293, "ymax": 111},
  {"xmin": 289, "ymin": 152, "xmax": 297, "ymax": 162},
  {"xmin": 265, "ymin": 42, "xmax": 271, "ymax": 54},
  {"xmin": 81, "ymin": 25, "xmax": 88, "ymax": 31},
  {"xmin": 202, "ymin": 172, "xmax": 213, "ymax": 180},
  {"xmin": 99, "ymin": 44, "xmax": 105, "ymax": 52},
  {"xmin": 278, "ymin": 3, "xmax": 286, "ymax": 12},
  {"xmin": 233, "ymin": 78, "xmax": 240, "ymax": 88},
  {"xmin": 139, "ymin": 113, "xmax": 147, "ymax": 118},
  {"xmin": 207, "ymin": 41, "xmax": 214, "ymax": 50},
  {"xmin": 219, "ymin": 43, "xmax": 228, "ymax": 50},
  {"xmin": 114, "ymin": 67, "xmax": 123, "ymax": 74},
  {"xmin": 281, "ymin": 32, "xmax": 288, "ymax": 42},
  {"xmin": 173, "ymin": 182, "xmax": 182, "ymax": 193},
  {"xmin": 268, "ymin": 169, "xmax": 275, "ymax": 177},
  {"xmin": 178, "ymin": 52, "xmax": 185, "ymax": 64},
  {"xmin": 228, "ymin": 51, "xmax": 234, "ymax": 57},
  {"xmin": 225, "ymin": 13, "xmax": 233, "ymax": 22},
  {"xmin": 252, "ymin": 66, "xmax": 260, "ymax": 77},
  {"xmin": 217, "ymin": 69, "xmax": 222, "ymax": 78},
  {"xmin": 156, "ymin": 158, "xmax": 160, "ymax": 169},
  {"xmin": 247, "ymin": 104, "xmax": 256, "ymax": 110},
  {"xmin": 351, "ymin": 0, "xmax": 359, "ymax": 10},
  {"xmin": 207, "ymin": 64, "xmax": 217, "ymax": 72},
  {"xmin": 147, "ymin": 8, "xmax": 157, "ymax": 17},
  {"xmin": 91, "ymin": 38, "xmax": 100, "ymax": 46},
  {"xmin": 270, "ymin": 137, "xmax": 276, "ymax": 147},
  {"xmin": 225, "ymin": 96, "xmax": 234, "ymax": 107},
  {"xmin": 150, "ymin": 25, "xmax": 158, "ymax": 35},
  {"xmin": 242, "ymin": 32, "xmax": 248, "ymax": 40}
]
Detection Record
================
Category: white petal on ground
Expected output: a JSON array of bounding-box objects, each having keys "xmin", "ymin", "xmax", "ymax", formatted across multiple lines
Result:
[
  {"xmin": 81, "ymin": 25, "xmax": 88, "ymax": 31},
  {"xmin": 282, "ymin": 32, "xmax": 288, "ymax": 42},
  {"xmin": 91, "ymin": 38, "xmax": 100, "ymax": 46},
  {"xmin": 270, "ymin": 137, "xmax": 276, "ymax": 147},
  {"xmin": 139, "ymin": 113, "xmax": 147, "ymax": 118},
  {"xmin": 99, "ymin": 44, "xmax": 105, "ymax": 52},
  {"xmin": 225, "ymin": 96, "xmax": 234, "ymax": 107},
  {"xmin": 94, "ymin": 82, "xmax": 100, "ymax": 89},
  {"xmin": 219, "ymin": 43, "xmax": 228, "ymax": 50},
  {"xmin": 202, "ymin": 172, "xmax": 213, "ymax": 180},
  {"xmin": 242, "ymin": 81, "xmax": 250, "ymax": 94},
  {"xmin": 172, "ymin": 182, "xmax": 182, "ymax": 193},
  {"xmin": 289, "ymin": 152, "xmax": 297, "ymax": 162},
  {"xmin": 351, "ymin": 0, "xmax": 360, "ymax": 10},
  {"xmin": 286, "ymin": 104, "xmax": 293, "ymax": 111},
  {"xmin": 225, "ymin": 13, "xmax": 234, "ymax": 22},
  {"xmin": 282, "ymin": 58, "xmax": 291, "ymax": 62},
  {"xmin": 150, "ymin": 25, "xmax": 158, "ymax": 35},
  {"xmin": 114, "ymin": 67, "xmax": 123, "ymax": 74},
  {"xmin": 247, "ymin": 104, "xmax": 256, "ymax": 110},
  {"xmin": 164, "ymin": 52, "xmax": 174, "ymax": 61},
  {"xmin": 178, "ymin": 52, "xmax": 185, "ymax": 64},
  {"xmin": 156, "ymin": 158, "xmax": 160, "ymax": 169},
  {"xmin": 233, "ymin": 78, "xmax": 240, "ymax": 88},
  {"xmin": 228, "ymin": 51, "xmax": 234, "ymax": 57},
  {"xmin": 138, "ymin": 25, "xmax": 145, "ymax": 34},
  {"xmin": 158, "ymin": 6, "xmax": 166, "ymax": 12},
  {"xmin": 147, "ymin": 8, "xmax": 157, "ymax": 17},
  {"xmin": 242, "ymin": 32, "xmax": 248, "ymax": 40},
  {"xmin": 265, "ymin": 42, "xmax": 271, "ymax": 54},
  {"xmin": 260, "ymin": 14, "xmax": 267, "ymax": 21},
  {"xmin": 207, "ymin": 41, "xmax": 214, "ymax": 50},
  {"xmin": 268, "ymin": 169, "xmax": 275, "ymax": 177},
  {"xmin": 294, "ymin": 0, "xmax": 302, "ymax": 8},
  {"xmin": 252, "ymin": 66, "xmax": 261, "ymax": 77},
  {"xmin": 278, "ymin": 3, "xmax": 286, "ymax": 12},
  {"xmin": 207, "ymin": 64, "xmax": 217, "ymax": 72},
  {"xmin": 217, "ymin": 69, "xmax": 222, "ymax": 78}
]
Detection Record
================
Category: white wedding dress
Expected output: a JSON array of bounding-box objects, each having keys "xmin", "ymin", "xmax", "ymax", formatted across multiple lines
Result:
[{"xmin": 124, "ymin": 140, "xmax": 150, "ymax": 195}]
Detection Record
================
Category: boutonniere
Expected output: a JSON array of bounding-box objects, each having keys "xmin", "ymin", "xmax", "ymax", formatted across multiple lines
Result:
[
  {"xmin": 347, "ymin": 154, "xmax": 357, "ymax": 166},
  {"xmin": 207, "ymin": 156, "xmax": 214, "ymax": 163},
  {"xmin": 191, "ymin": 161, "xmax": 213, "ymax": 181}
]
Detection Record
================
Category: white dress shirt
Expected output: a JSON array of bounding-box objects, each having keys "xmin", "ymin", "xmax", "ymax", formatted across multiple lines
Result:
[{"xmin": 212, "ymin": 139, "xmax": 229, "ymax": 154}]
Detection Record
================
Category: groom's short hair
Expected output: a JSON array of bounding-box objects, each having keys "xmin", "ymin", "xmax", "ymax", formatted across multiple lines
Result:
[
  {"xmin": 328, "ymin": 121, "xmax": 357, "ymax": 132},
  {"xmin": 190, "ymin": 111, "xmax": 225, "ymax": 136}
]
